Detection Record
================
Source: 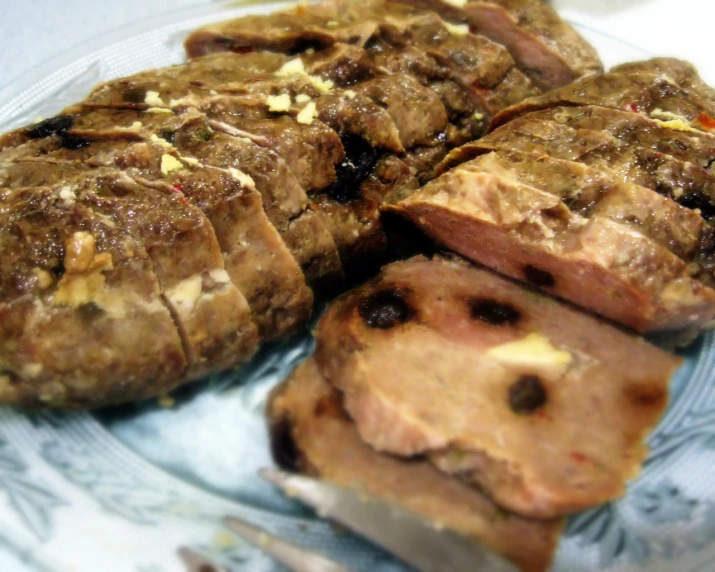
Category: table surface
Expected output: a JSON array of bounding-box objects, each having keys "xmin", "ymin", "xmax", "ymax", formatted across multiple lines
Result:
[{"xmin": 0, "ymin": 0, "xmax": 714, "ymax": 90}]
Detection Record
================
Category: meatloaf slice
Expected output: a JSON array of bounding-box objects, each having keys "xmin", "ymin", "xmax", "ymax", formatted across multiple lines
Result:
[
  {"xmin": 398, "ymin": 0, "xmax": 602, "ymax": 89},
  {"xmin": 314, "ymin": 256, "xmax": 682, "ymax": 518},
  {"xmin": 9, "ymin": 166, "xmax": 259, "ymax": 378},
  {"xmin": 440, "ymin": 116, "xmax": 715, "ymax": 224},
  {"xmin": 385, "ymin": 164, "xmax": 715, "ymax": 333},
  {"xmin": 0, "ymin": 123, "xmax": 316, "ymax": 338},
  {"xmin": 491, "ymin": 69, "xmax": 715, "ymax": 129},
  {"xmin": 5, "ymin": 107, "xmax": 345, "ymax": 295},
  {"xmin": 460, "ymin": 149, "xmax": 708, "ymax": 264},
  {"xmin": 524, "ymin": 105, "xmax": 715, "ymax": 169},
  {"xmin": 268, "ymin": 358, "xmax": 564, "ymax": 572},
  {"xmin": 0, "ymin": 186, "xmax": 187, "ymax": 408}
]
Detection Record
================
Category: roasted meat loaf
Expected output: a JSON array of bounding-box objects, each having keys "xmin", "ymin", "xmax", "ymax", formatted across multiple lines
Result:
[
  {"xmin": 268, "ymin": 358, "xmax": 564, "ymax": 572},
  {"xmin": 314, "ymin": 256, "xmax": 682, "ymax": 518}
]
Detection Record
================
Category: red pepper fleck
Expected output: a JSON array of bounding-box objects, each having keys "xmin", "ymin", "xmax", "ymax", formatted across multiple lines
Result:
[
  {"xmin": 170, "ymin": 183, "xmax": 184, "ymax": 194},
  {"xmin": 570, "ymin": 451, "xmax": 587, "ymax": 463},
  {"xmin": 696, "ymin": 113, "xmax": 715, "ymax": 131},
  {"xmin": 622, "ymin": 102, "xmax": 639, "ymax": 113}
]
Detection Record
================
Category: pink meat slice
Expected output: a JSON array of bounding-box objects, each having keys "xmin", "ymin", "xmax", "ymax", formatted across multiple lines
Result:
[{"xmin": 315, "ymin": 256, "xmax": 682, "ymax": 518}]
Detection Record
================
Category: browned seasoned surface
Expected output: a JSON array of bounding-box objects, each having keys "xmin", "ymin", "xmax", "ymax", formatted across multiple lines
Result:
[
  {"xmin": 268, "ymin": 358, "xmax": 564, "ymax": 572},
  {"xmin": 314, "ymin": 256, "xmax": 681, "ymax": 518},
  {"xmin": 0, "ymin": 186, "xmax": 188, "ymax": 408},
  {"xmin": 387, "ymin": 162, "xmax": 715, "ymax": 333}
]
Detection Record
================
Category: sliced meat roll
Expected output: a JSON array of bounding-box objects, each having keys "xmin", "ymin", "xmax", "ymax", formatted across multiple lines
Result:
[
  {"xmin": 525, "ymin": 105, "xmax": 715, "ymax": 169},
  {"xmin": 268, "ymin": 358, "xmax": 564, "ymax": 572},
  {"xmin": 398, "ymin": 0, "xmax": 602, "ymax": 89},
  {"xmin": 385, "ymin": 162, "xmax": 715, "ymax": 333},
  {"xmin": 314, "ymin": 256, "xmax": 682, "ymax": 518},
  {"xmin": 491, "ymin": 67, "xmax": 715, "ymax": 130},
  {"xmin": 9, "ymin": 167, "xmax": 259, "ymax": 377},
  {"xmin": 0, "ymin": 186, "xmax": 188, "ymax": 408},
  {"xmin": 1, "ymin": 124, "xmax": 315, "ymax": 339}
]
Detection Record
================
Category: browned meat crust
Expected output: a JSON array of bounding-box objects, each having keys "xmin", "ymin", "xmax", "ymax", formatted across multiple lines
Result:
[
  {"xmin": 314, "ymin": 256, "xmax": 682, "ymax": 518},
  {"xmin": 398, "ymin": 0, "xmax": 602, "ymax": 89},
  {"xmin": 267, "ymin": 358, "xmax": 564, "ymax": 572},
  {"xmin": 386, "ymin": 161, "xmax": 715, "ymax": 333}
]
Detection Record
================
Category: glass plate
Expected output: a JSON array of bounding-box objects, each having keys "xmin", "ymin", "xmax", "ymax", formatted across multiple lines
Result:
[{"xmin": 0, "ymin": 4, "xmax": 713, "ymax": 571}]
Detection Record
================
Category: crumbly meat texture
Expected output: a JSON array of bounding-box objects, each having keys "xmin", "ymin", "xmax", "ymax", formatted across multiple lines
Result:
[
  {"xmin": 314, "ymin": 256, "xmax": 682, "ymax": 518},
  {"xmin": 386, "ymin": 163, "xmax": 715, "ymax": 333},
  {"xmin": 267, "ymin": 358, "xmax": 564, "ymax": 572},
  {"xmin": 491, "ymin": 66, "xmax": 715, "ymax": 129},
  {"xmin": 398, "ymin": 0, "xmax": 602, "ymax": 89},
  {"xmin": 0, "ymin": 186, "xmax": 189, "ymax": 408},
  {"xmin": 0, "ymin": 127, "xmax": 314, "ymax": 340}
]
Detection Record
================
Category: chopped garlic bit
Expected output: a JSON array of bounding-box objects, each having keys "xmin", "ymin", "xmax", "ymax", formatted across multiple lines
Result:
[
  {"xmin": 131, "ymin": 121, "xmax": 143, "ymax": 130},
  {"xmin": 144, "ymin": 90, "xmax": 165, "ymax": 107},
  {"xmin": 149, "ymin": 133, "xmax": 174, "ymax": 149},
  {"xmin": 473, "ymin": 111, "xmax": 485, "ymax": 120},
  {"xmin": 276, "ymin": 58, "xmax": 306, "ymax": 76},
  {"xmin": 486, "ymin": 333, "xmax": 572, "ymax": 377},
  {"xmin": 266, "ymin": 93, "xmax": 292, "ymax": 112},
  {"xmin": 180, "ymin": 155, "xmax": 200, "ymax": 167},
  {"xmin": 441, "ymin": 0, "xmax": 467, "ymax": 7},
  {"xmin": 295, "ymin": 93, "xmax": 312, "ymax": 104},
  {"xmin": 166, "ymin": 274, "xmax": 203, "ymax": 312},
  {"xmin": 343, "ymin": 89, "xmax": 357, "ymax": 100},
  {"xmin": 444, "ymin": 22, "xmax": 469, "ymax": 36},
  {"xmin": 146, "ymin": 107, "xmax": 173, "ymax": 114},
  {"xmin": 59, "ymin": 186, "xmax": 76, "ymax": 205},
  {"xmin": 161, "ymin": 154, "xmax": 184, "ymax": 175},
  {"xmin": 653, "ymin": 118, "xmax": 700, "ymax": 133},
  {"xmin": 228, "ymin": 167, "xmax": 256, "ymax": 189},
  {"xmin": 326, "ymin": 20, "xmax": 339, "ymax": 28},
  {"xmin": 308, "ymin": 75, "xmax": 334, "ymax": 94},
  {"xmin": 209, "ymin": 89, "xmax": 218, "ymax": 95},
  {"xmin": 296, "ymin": 101, "xmax": 318, "ymax": 125}
]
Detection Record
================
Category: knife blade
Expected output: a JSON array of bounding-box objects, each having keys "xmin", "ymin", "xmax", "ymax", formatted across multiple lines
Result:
[{"xmin": 260, "ymin": 468, "xmax": 520, "ymax": 572}]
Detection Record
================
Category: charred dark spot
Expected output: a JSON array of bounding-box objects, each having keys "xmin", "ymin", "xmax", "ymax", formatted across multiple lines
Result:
[
  {"xmin": 50, "ymin": 261, "xmax": 65, "ymax": 279},
  {"xmin": 469, "ymin": 298, "xmax": 521, "ymax": 326},
  {"xmin": 359, "ymin": 288, "xmax": 414, "ymax": 329},
  {"xmin": 59, "ymin": 135, "xmax": 92, "ymax": 150},
  {"xmin": 508, "ymin": 375, "xmax": 547, "ymax": 415},
  {"xmin": 193, "ymin": 127, "xmax": 214, "ymax": 143},
  {"xmin": 77, "ymin": 302, "xmax": 105, "ymax": 323},
  {"xmin": 122, "ymin": 87, "xmax": 147, "ymax": 104},
  {"xmin": 678, "ymin": 193, "xmax": 715, "ymax": 220},
  {"xmin": 327, "ymin": 134, "xmax": 378, "ymax": 203},
  {"xmin": 523, "ymin": 265, "xmax": 555, "ymax": 288},
  {"xmin": 27, "ymin": 115, "xmax": 74, "ymax": 139},
  {"xmin": 158, "ymin": 129, "xmax": 176, "ymax": 144},
  {"xmin": 313, "ymin": 394, "xmax": 344, "ymax": 419},
  {"xmin": 287, "ymin": 38, "xmax": 330, "ymax": 56},
  {"xmin": 624, "ymin": 383, "xmax": 667, "ymax": 409},
  {"xmin": 270, "ymin": 417, "xmax": 301, "ymax": 472}
]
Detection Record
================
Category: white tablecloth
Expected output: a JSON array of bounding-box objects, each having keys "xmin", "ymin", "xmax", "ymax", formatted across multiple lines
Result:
[{"xmin": 0, "ymin": 0, "xmax": 714, "ymax": 88}]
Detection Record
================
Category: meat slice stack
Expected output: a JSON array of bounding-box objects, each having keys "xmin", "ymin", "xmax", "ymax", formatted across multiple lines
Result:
[
  {"xmin": 268, "ymin": 255, "xmax": 681, "ymax": 570},
  {"xmin": 0, "ymin": 0, "xmax": 600, "ymax": 408},
  {"xmin": 389, "ymin": 58, "xmax": 715, "ymax": 336}
]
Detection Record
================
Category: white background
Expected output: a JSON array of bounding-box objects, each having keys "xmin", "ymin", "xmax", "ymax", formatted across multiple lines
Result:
[{"xmin": 0, "ymin": 0, "xmax": 714, "ymax": 90}]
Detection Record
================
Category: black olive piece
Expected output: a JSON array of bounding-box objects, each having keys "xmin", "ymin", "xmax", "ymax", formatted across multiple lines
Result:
[
  {"xmin": 508, "ymin": 375, "xmax": 547, "ymax": 415},
  {"xmin": 158, "ymin": 130, "xmax": 176, "ymax": 144},
  {"xmin": 269, "ymin": 417, "xmax": 302, "ymax": 472},
  {"xmin": 327, "ymin": 134, "xmax": 379, "ymax": 203},
  {"xmin": 469, "ymin": 298, "xmax": 521, "ymax": 326},
  {"xmin": 359, "ymin": 289, "xmax": 413, "ymax": 329},
  {"xmin": 523, "ymin": 265, "xmax": 555, "ymax": 288},
  {"xmin": 26, "ymin": 115, "xmax": 74, "ymax": 139},
  {"xmin": 59, "ymin": 135, "xmax": 92, "ymax": 150}
]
